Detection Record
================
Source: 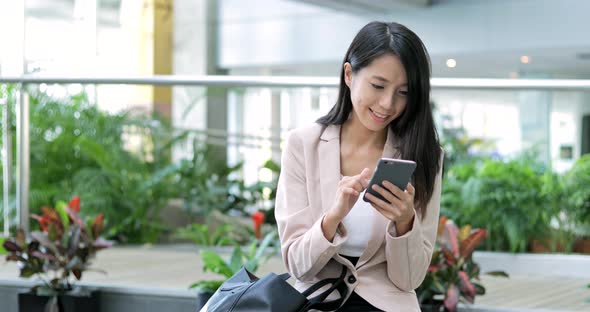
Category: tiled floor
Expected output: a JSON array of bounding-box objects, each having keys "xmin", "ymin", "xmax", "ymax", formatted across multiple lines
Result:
[{"xmin": 1, "ymin": 245, "xmax": 589, "ymax": 311}]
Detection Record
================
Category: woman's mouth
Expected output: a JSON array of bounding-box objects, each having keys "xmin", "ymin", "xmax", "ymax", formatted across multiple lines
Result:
[{"xmin": 369, "ymin": 108, "xmax": 390, "ymax": 123}]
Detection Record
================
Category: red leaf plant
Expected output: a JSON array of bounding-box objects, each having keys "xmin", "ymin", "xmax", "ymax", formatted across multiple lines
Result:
[
  {"xmin": 2, "ymin": 196, "xmax": 113, "ymax": 295},
  {"xmin": 416, "ymin": 218, "xmax": 508, "ymax": 311},
  {"xmin": 251, "ymin": 211, "xmax": 265, "ymax": 240}
]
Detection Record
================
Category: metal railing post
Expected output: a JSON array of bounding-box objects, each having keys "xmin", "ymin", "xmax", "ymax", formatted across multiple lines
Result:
[
  {"xmin": 1, "ymin": 94, "xmax": 12, "ymax": 236},
  {"xmin": 15, "ymin": 85, "xmax": 29, "ymax": 233}
]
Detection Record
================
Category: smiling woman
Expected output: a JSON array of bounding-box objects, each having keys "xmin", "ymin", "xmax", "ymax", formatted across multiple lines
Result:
[{"xmin": 275, "ymin": 21, "xmax": 442, "ymax": 312}]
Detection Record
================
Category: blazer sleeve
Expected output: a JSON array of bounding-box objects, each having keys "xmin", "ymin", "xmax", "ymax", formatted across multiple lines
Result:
[
  {"xmin": 274, "ymin": 131, "xmax": 348, "ymax": 282},
  {"xmin": 383, "ymin": 151, "xmax": 444, "ymax": 291}
]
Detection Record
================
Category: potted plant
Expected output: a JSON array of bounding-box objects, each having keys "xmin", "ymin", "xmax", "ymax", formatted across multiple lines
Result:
[
  {"xmin": 443, "ymin": 158, "xmax": 552, "ymax": 253},
  {"xmin": 416, "ymin": 217, "xmax": 508, "ymax": 312},
  {"xmin": 2, "ymin": 196, "xmax": 112, "ymax": 312},
  {"xmin": 564, "ymin": 154, "xmax": 590, "ymax": 253},
  {"xmin": 192, "ymin": 230, "xmax": 279, "ymax": 310}
]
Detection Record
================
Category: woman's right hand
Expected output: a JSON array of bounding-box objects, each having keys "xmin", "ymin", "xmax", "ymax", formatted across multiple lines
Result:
[
  {"xmin": 328, "ymin": 168, "xmax": 372, "ymax": 222},
  {"xmin": 322, "ymin": 168, "xmax": 372, "ymax": 242}
]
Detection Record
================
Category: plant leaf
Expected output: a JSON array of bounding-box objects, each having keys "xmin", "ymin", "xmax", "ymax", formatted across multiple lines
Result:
[
  {"xmin": 460, "ymin": 229, "xmax": 487, "ymax": 258},
  {"xmin": 200, "ymin": 250, "xmax": 233, "ymax": 278},
  {"xmin": 472, "ymin": 282, "xmax": 486, "ymax": 295},
  {"xmin": 443, "ymin": 222, "xmax": 460, "ymax": 257},
  {"xmin": 459, "ymin": 225, "xmax": 472, "ymax": 242},
  {"xmin": 458, "ymin": 271, "xmax": 476, "ymax": 303},
  {"xmin": 15, "ymin": 229, "xmax": 26, "ymax": 248},
  {"xmin": 437, "ymin": 216, "xmax": 447, "ymax": 237},
  {"xmin": 56, "ymin": 201, "xmax": 71, "ymax": 235},
  {"xmin": 254, "ymin": 231, "xmax": 277, "ymax": 262},
  {"xmin": 30, "ymin": 231, "xmax": 59, "ymax": 255},
  {"xmin": 189, "ymin": 280, "xmax": 224, "ymax": 293},
  {"xmin": 2, "ymin": 239, "xmax": 21, "ymax": 253},
  {"xmin": 91, "ymin": 214, "xmax": 104, "ymax": 239},
  {"xmin": 229, "ymin": 246, "xmax": 243, "ymax": 273},
  {"xmin": 0, "ymin": 238, "xmax": 6, "ymax": 255},
  {"xmin": 72, "ymin": 269, "xmax": 82, "ymax": 280},
  {"xmin": 485, "ymin": 271, "xmax": 509, "ymax": 278},
  {"xmin": 441, "ymin": 248, "xmax": 457, "ymax": 265},
  {"xmin": 67, "ymin": 225, "xmax": 81, "ymax": 257},
  {"xmin": 444, "ymin": 284, "xmax": 460, "ymax": 312},
  {"xmin": 93, "ymin": 237, "xmax": 114, "ymax": 249},
  {"xmin": 31, "ymin": 251, "xmax": 58, "ymax": 261}
]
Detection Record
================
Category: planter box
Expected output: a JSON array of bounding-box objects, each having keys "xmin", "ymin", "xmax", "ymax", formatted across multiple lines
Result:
[
  {"xmin": 573, "ymin": 237, "xmax": 590, "ymax": 254},
  {"xmin": 18, "ymin": 290, "xmax": 99, "ymax": 312}
]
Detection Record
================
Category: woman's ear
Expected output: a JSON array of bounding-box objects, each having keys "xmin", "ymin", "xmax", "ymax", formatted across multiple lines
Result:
[{"xmin": 343, "ymin": 62, "xmax": 352, "ymax": 88}]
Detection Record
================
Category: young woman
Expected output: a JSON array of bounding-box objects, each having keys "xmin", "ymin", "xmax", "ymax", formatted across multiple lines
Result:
[{"xmin": 275, "ymin": 21, "xmax": 443, "ymax": 312}]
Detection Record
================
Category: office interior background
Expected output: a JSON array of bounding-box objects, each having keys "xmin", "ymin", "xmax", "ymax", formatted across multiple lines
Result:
[{"xmin": 1, "ymin": 1, "xmax": 590, "ymax": 311}]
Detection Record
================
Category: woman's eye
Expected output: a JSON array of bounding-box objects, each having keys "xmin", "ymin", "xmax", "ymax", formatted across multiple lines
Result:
[
  {"xmin": 398, "ymin": 90, "xmax": 408, "ymax": 96},
  {"xmin": 371, "ymin": 83, "xmax": 384, "ymax": 90}
]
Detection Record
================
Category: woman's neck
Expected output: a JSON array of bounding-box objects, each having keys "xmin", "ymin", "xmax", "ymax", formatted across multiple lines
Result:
[{"xmin": 341, "ymin": 116, "xmax": 388, "ymax": 149}]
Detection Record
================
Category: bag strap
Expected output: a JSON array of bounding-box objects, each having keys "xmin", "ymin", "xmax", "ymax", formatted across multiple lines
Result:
[
  {"xmin": 300, "ymin": 265, "xmax": 348, "ymax": 311},
  {"xmin": 278, "ymin": 272, "xmax": 291, "ymax": 281}
]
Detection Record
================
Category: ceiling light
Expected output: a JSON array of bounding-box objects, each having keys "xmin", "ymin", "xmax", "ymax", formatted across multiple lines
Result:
[
  {"xmin": 446, "ymin": 59, "xmax": 456, "ymax": 68},
  {"xmin": 520, "ymin": 56, "xmax": 530, "ymax": 64}
]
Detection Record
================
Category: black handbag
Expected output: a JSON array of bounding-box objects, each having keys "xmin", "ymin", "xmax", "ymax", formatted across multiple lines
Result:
[{"xmin": 200, "ymin": 265, "xmax": 348, "ymax": 312}]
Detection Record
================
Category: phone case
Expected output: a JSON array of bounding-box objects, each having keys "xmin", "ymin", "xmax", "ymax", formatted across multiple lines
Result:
[{"xmin": 362, "ymin": 158, "xmax": 417, "ymax": 204}]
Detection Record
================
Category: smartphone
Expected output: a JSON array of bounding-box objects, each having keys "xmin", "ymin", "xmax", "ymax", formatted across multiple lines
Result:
[{"xmin": 363, "ymin": 158, "xmax": 417, "ymax": 204}]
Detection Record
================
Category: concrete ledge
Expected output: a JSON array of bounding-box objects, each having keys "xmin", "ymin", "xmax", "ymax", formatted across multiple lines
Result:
[
  {"xmin": 0, "ymin": 279, "xmax": 197, "ymax": 312},
  {"xmin": 474, "ymin": 251, "xmax": 590, "ymax": 278}
]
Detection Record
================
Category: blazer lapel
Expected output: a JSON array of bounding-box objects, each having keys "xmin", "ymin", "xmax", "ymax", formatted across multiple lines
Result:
[
  {"xmin": 318, "ymin": 125, "xmax": 341, "ymax": 215},
  {"xmin": 357, "ymin": 127, "xmax": 398, "ymax": 268}
]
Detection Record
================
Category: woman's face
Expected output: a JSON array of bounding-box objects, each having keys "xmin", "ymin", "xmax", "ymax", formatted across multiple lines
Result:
[{"xmin": 344, "ymin": 53, "xmax": 408, "ymax": 132}]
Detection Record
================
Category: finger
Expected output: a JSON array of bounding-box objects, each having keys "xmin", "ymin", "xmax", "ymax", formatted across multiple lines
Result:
[
  {"xmin": 381, "ymin": 181, "xmax": 406, "ymax": 199},
  {"xmin": 342, "ymin": 187, "xmax": 359, "ymax": 197},
  {"xmin": 365, "ymin": 192, "xmax": 398, "ymax": 213},
  {"xmin": 354, "ymin": 168, "xmax": 372, "ymax": 188},
  {"xmin": 371, "ymin": 184, "xmax": 400, "ymax": 206},
  {"xmin": 371, "ymin": 203, "xmax": 401, "ymax": 220},
  {"xmin": 406, "ymin": 183, "xmax": 415, "ymax": 196},
  {"xmin": 345, "ymin": 177, "xmax": 366, "ymax": 192},
  {"xmin": 371, "ymin": 204, "xmax": 393, "ymax": 220},
  {"xmin": 360, "ymin": 167, "xmax": 372, "ymax": 180}
]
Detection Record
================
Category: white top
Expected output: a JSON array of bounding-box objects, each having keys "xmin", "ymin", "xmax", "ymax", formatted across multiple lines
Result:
[{"xmin": 339, "ymin": 190, "xmax": 376, "ymax": 257}]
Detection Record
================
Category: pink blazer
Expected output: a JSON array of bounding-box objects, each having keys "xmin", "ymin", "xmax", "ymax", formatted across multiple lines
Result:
[{"xmin": 275, "ymin": 123, "xmax": 443, "ymax": 312}]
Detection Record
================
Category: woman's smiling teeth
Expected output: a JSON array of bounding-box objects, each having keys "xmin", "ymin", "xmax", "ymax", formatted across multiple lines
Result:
[{"xmin": 369, "ymin": 108, "xmax": 389, "ymax": 120}]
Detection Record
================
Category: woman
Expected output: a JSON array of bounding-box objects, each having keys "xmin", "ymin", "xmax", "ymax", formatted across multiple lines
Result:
[{"xmin": 275, "ymin": 21, "xmax": 443, "ymax": 312}]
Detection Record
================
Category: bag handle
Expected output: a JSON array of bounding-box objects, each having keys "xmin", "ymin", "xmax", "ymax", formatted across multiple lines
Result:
[{"xmin": 300, "ymin": 266, "xmax": 348, "ymax": 311}]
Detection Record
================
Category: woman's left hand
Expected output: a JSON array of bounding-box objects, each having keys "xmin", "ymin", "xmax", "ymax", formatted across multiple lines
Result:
[{"xmin": 365, "ymin": 181, "xmax": 415, "ymax": 226}]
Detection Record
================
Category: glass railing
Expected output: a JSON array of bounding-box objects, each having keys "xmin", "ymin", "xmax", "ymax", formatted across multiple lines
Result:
[{"xmin": 1, "ymin": 75, "xmax": 590, "ymax": 252}]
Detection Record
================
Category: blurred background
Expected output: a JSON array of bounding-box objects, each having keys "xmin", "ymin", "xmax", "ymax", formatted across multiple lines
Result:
[{"xmin": 1, "ymin": 1, "xmax": 590, "ymax": 311}]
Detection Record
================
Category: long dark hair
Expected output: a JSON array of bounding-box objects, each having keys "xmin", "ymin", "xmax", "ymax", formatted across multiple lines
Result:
[{"xmin": 317, "ymin": 21, "xmax": 441, "ymax": 218}]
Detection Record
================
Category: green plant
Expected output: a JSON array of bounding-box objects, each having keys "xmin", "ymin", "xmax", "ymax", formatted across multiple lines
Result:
[
  {"xmin": 442, "ymin": 158, "xmax": 552, "ymax": 252},
  {"xmin": 164, "ymin": 139, "xmax": 253, "ymax": 218},
  {"xmin": 416, "ymin": 217, "xmax": 508, "ymax": 312},
  {"xmin": 246, "ymin": 159, "xmax": 281, "ymax": 225},
  {"xmin": 2, "ymin": 196, "xmax": 111, "ymax": 306},
  {"xmin": 0, "ymin": 236, "xmax": 6, "ymax": 254},
  {"xmin": 173, "ymin": 223, "xmax": 236, "ymax": 246},
  {"xmin": 564, "ymin": 154, "xmax": 590, "ymax": 232},
  {"xmin": 190, "ymin": 230, "xmax": 279, "ymax": 294},
  {"xmin": 1, "ymin": 85, "xmax": 188, "ymax": 243}
]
